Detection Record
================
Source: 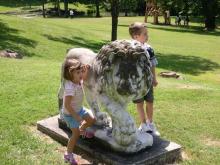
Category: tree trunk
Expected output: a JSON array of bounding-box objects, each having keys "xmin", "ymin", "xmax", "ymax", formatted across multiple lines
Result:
[
  {"xmin": 64, "ymin": 0, "xmax": 69, "ymax": 17},
  {"xmin": 205, "ymin": 16, "xmax": 216, "ymax": 30},
  {"xmin": 95, "ymin": 0, "xmax": 100, "ymax": 17},
  {"xmin": 28, "ymin": 0, "xmax": 31, "ymax": 9},
  {"xmin": 144, "ymin": 1, "xmax": 148, "ymax": 23},
  {"xmin": 202, "ymin": 0, "xmax": 217, "ymax": 30},
  {"xmin": 163, "ymin": 12, "xmax": 167, "ymax": 24},
  {"xmin": 125, "ymin": 10, "xmax": 128, "ymax": 16},
  {"xmin": 153, "ymin": 10, "xmax": 159, "ymax": 24},
  {"xmin": 111, "ymin": 0, "xmax": 119, "ymax": 41},
  {"xmin": 144, "ymin": 11, "xmax": 148, "ymax": 23},
  {"xmin": 57, "ymin": 0, "xmax": 61, "ymax": 16},
  {"xmin": 153, "ymin": 1, "xmax": 159, "ymax": 24},
  {"xmin": 42, "ymin": 2, "xmax": 45, "ymax": 18}
]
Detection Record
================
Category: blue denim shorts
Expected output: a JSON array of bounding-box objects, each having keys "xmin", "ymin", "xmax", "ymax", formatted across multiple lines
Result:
[{"xmin": 63, "ymin": 108, "xmax": 89, "ymax": 128}]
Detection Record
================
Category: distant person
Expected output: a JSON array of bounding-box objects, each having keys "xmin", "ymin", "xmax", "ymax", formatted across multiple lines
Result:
[
  {"xmin": 184, "ymin": 15, "xmax": 190, "ymax": 26},
  {"xmin": 70, "ymin": 10, "xmax": 74, "ymax": 19},
  {"xmin": 62, "ymin": 58, "xmax": 95, "ymax": 165},
  {"xmin": 175, "ymin": 15, "xmax": 181, "ymax": 26},
  {"xmin": 165, "ymin": 10, "xmax": 171, "ymax": 25}
]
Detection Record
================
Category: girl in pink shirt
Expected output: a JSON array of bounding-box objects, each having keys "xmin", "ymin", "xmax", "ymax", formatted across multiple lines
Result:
[{"xmin": 62, "ymin": 59, "xmax": 95, "ymax": 165}]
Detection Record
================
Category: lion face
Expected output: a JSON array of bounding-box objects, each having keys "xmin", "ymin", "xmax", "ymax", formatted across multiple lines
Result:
[
  {"xmin": 95, "ymin": 40, "xmax": 152, "ymax": 101},
  {"xmin": 112, "ymin": 53, "xmax": 152, "ymax": 100}
]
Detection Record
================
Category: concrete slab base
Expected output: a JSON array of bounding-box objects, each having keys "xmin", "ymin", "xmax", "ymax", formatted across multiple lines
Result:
[{"xmin": 37, "ymin": 115, "xmax": 182, "ymax": 165}]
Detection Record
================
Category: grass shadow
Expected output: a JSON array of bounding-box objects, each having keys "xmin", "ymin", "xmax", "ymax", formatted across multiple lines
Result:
[
  {"xmin": 157, "ymin": 53, "xmax": 220, "ymax": 75},
  {"xmin": 0, "ymin": 20, "xmax": 38, "ymax": 57},
  {"xmin": 148, "ymin": 24, "xmax": 220, "ymax": 36},
  {"xmin": 43, "ymin": 34, "xmax": 108, "ymax": 52},
  {"xmin": 189, "ymin": 16, "xmax": 220, "ymax": 25},
  {"xmin": 0, "ymin": 1, "xmax": 41, "ymax": 7}
]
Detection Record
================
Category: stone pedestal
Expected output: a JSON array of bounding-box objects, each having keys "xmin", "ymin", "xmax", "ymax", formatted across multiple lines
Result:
[
  {"xmin": 37, "ymin": 115, "xmax": 182, "ymax": 165},
  {"xmin": 58, "ymin": 117, "xmax": 153, "ymax": 153}
]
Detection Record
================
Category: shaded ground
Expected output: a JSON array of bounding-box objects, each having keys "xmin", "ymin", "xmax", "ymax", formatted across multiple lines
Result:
[
  {"xmin": 43, "ymin": 34, "xmax": 107, "ymax": 53},
  {"xmin": 157, "ymin": 53, "xmax": 220, "ymax": 76},
  {"xmin": 0, "ymin": 20, "xmax": 38, "ymax": 57}
]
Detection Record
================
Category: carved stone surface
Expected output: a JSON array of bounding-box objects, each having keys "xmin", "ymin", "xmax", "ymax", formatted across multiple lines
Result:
[
  {"xmin": 37, "ymin": 115, "xmax": 182, "ymax": 165},
  {"xmin": 58, "ymin": 40, "xmax": 154, "ymax": 153}
]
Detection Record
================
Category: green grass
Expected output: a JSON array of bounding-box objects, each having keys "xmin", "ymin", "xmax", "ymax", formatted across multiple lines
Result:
[
  {"xmin": 0, "ymin": 13, "xmax": 220, "ymax": 165},
  {"xmin": 0, "ymin": 2, "xmax": 93, "ymax": 13}
]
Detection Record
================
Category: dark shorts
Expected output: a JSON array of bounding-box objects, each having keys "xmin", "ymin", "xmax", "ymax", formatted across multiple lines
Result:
[{"xmin": 133, "ymin": 87, "xmax": 154, "ymax": 103}]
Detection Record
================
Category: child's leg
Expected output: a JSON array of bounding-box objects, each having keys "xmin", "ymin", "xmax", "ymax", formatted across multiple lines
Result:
[
  {"xmin": 136, "ymin": 102, "xmax": 146, "ymax": 124},
  {"xmin": 145, "ymin": 87, "xmax": 154, "ymax": 123},
  {"xmin": 146, "ymin": 101, "xmax": 153, "ymax": 123},
  {"xmin": 65, "ymin": 128, "xmax": 79, "ymax": 164},
  {"xmin": 136, "ymin": 101, "xmax": 153, "ymax": 132},
  {"xmin": 67, "ymin": 128, "xmax": 80, "ymax": 153},
  {"xmin": 80, "ymin": 114, "xmax": 96, "ymax": 131},
  {"xmin": 145, "ymin": 86, "xmax": 160, "ymax": 136},
  {"xmin": 146, "ymin": 103, "xmax": 160, "ymax": 136}
]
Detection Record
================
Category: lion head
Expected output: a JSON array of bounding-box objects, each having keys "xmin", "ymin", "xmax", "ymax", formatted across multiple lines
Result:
[{"xmin": 93, "ymin": 40, "xmax": 152, "ymax": 101}]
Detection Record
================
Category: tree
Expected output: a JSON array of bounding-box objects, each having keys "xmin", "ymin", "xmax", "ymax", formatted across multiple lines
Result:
[
  {"xmin": 42, "ymin": 0, "xmax": 46, "ymax": 18},
  {"xmin": 156, "ymin": 0, "xmax": 173, "ymax": 24},
  {"xmin": 64, "ymin": 0, "xmax": 69, "ymax": 17},
  {"xmin": 57, "ymin": 0, "xmax": 61, "ymax": 16},
  {"xmin": 120, "ymin": 0, "xmax": 137, "ymax": 16},
  {"xmin": 110, "ymin": 0, "xmax": 119, "ymax": 41},
  {"xmin": 172, "ymin": 0, "xmax": 219, "ymax": 30},
  {"xmin": 136, "ymin": 0, "xmax": 146, "ymax": 16},
  {"xmin": 50, "ymin": 0, "xmax": 61, "ymax": 16},
  {"xmin": 77, "ymin": 0, "xmax": 102, "ymax": 17},
  {"xmin": 201, "ymin": 0, "xmax": 219, "ymax": 30},
  {"xmin": 145, "ymin": 0, "xmax": 160, "ymax": 24},
  {"xmin": 95, "ymin": 0, "xmax": 101, "ymax": 17},
  {"xmin": 27, "ymin": 0, "xmax": 32, "ymax": 8}
]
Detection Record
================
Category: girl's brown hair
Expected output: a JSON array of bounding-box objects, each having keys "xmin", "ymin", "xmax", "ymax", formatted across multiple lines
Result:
[{"xmin": 63, "ymin": 59, "xmax": 81, "ymax": 81}]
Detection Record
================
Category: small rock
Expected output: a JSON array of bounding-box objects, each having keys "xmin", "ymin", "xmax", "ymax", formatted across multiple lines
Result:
[
  {"xmin": 0, "ymin": 49, "xmax": 23, "ymax": 59},
  {"xmin": 159, "ymin": 71, "xmax": 182, "ymax": 79}
]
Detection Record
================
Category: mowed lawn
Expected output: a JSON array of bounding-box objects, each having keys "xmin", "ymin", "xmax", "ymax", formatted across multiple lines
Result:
[{"xmin": 0, "ymin": 14, "xmax": 220, "ymax": 165}]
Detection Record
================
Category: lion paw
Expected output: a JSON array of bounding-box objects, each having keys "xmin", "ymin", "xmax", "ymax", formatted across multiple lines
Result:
[
  {"xmin": 95, "ymin": 112, "xmax": 111, "ymax": 127},
  {"xmin": 112, "ymin": 117, "xmax": 136, "ymax": 146}
]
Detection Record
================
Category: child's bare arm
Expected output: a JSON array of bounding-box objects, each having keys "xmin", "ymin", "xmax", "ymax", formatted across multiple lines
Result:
[
  {"xmin": 64, "ymin": 95, "xmax": 82, "ymax": 122},
  {"xmin": 151, "ymin": 67, "xmax": 158, "ymax": 87}
]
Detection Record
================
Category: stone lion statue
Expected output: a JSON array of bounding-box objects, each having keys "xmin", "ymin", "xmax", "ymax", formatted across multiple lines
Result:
[{"xmin": 58, "ymin": 40, "xmax": 153, "ymax": 153}]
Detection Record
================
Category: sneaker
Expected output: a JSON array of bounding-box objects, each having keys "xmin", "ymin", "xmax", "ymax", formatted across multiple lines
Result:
[
  {"xmin": 138, "ymin": 123, "xmax": 152, "ymax": 133},
  {"xmin": 148, "ymin": 122, "xmax": 160, "ymax": 136},
  {"xmin": 64, "ymin": 153, "xmax": 78, "ymax": 165}
]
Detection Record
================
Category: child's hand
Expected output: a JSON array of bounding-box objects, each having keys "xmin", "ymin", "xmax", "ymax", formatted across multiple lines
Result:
[
  {"xmin": 153, "ymin": 79, "xmax": 158, "ymax": 87},
  {"xmin": 75, "ymin": 115, "xmax": 82, "ymax": 122}
]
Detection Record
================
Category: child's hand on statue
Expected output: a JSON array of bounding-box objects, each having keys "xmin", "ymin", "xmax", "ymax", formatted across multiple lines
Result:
[{"xmin": 75, "ymin": 115, "xmax": 82, "ymax": 122}]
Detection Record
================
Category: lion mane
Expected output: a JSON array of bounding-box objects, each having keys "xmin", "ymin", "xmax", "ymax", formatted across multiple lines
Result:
[{"xmin": 93, "ymin": 40, "xmax": 152, "ymax": 101}]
